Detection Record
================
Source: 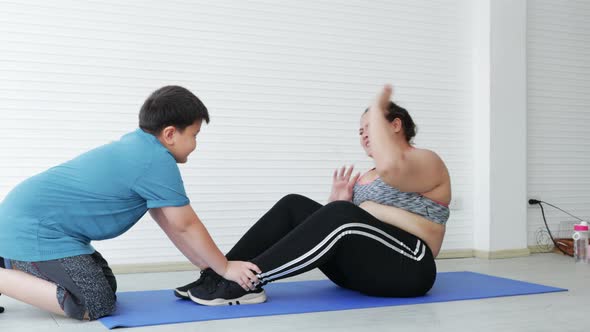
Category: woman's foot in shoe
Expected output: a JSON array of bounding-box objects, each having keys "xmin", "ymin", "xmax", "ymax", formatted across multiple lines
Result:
[
  {"xmin": 188, "ymin": 278, "xmax": 266, "ymax": 306},
  {"xmin": 174, "ymin": 268, "xmax": 221, "ymax": 299}
]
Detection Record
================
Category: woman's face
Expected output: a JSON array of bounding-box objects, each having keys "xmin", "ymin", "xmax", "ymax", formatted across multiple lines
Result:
[{"xmin": 359, "ymin": 113, "xmax": 371, "ymax": 157}]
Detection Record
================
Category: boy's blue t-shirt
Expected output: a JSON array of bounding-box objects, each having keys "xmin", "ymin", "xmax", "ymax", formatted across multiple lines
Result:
[{"xmin": 0, "ymin": 129, "xmax": 190, "ymax": 261}]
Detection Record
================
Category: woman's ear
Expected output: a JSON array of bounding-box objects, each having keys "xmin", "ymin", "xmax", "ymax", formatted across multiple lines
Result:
[{"xmin": 391, "ymin": 118, "xmax": 403, "ymax": 133}]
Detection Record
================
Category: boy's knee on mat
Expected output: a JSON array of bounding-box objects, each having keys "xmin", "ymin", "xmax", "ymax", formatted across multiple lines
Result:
[{"xmin": 63, "ymin": 291, "xmax": 116, "ymax": 321}]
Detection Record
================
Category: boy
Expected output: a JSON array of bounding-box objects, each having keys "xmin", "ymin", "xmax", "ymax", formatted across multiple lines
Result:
[{"xmin": 0, "ymin": 86, "xmax": 262, "ymax": 320}]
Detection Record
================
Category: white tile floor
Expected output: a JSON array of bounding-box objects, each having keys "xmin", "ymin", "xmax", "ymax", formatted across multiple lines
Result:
[{"xmin": 0, "ymin": 253, "xmax": 586, "ymax": 332}]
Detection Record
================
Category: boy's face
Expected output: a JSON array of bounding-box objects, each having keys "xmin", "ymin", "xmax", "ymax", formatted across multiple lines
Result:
[{"xmin": 159, "ymin": 120, "xmax": 203, "ymax": 163}]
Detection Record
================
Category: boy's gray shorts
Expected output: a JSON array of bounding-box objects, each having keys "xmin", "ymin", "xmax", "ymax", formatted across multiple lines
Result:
[{"xmin": 11, "ymin": 251, "xmax": 117, "ymax": 320}]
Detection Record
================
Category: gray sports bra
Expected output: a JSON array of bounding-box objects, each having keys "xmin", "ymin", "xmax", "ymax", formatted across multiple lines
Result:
[{"xmin": 352, "ymin": 174, "xmax": 450, "ymax": 225}]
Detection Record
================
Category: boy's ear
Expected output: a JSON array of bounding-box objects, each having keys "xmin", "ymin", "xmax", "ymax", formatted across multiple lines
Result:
[{"xmin": 160, "ymin": 126, "xmax": 177, "ymax": 145}]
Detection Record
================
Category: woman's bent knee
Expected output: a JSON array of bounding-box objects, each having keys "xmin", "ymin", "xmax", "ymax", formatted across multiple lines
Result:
[
  {"xmin": 321, "ymin": 200, "xmax": 359, "ymax": 215},
  {"xmin": 278, "ymin": 193, "xmax": 311, "ymax": 206}
]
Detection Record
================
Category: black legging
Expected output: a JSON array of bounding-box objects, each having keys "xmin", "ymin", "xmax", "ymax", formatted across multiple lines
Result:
[{"xmin": 226, "ymin": 194, "xmax": 436, "ymax": 297}]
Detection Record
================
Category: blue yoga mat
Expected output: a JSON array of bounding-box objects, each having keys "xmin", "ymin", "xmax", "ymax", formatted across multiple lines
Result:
[{"xmin": 99, "ymin": 271, "xmax": 566, "ymax": 329}]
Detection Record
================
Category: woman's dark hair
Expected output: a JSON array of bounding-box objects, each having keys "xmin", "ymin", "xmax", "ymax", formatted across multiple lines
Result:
[
  {"xmin": 139, "ymin": 85, "xmax": 209, "ymax": 135},
  {"xmin": 364, "ymin": 101, "xmax": 417, "ymax": 143}
]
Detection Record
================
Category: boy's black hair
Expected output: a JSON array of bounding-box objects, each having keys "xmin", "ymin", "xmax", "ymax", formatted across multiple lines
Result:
[
  {"xmin": 139, "ymin": 85, "xmax": 210, "ymax": 135},
  {"xmin": 364, "ymin": 101, "xmax": 417, "ymax": 143}
]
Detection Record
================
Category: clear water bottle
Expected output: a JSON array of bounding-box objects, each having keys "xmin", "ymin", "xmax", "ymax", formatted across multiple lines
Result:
[{"xmin": 573, "ymin": 221, "xmax": 589, "ymax": 263}]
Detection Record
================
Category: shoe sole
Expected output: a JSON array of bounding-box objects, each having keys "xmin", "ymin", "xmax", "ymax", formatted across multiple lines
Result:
[
  {"xmin": 188, "ymin": 290, "xmax": 267, "ymax": 306},
  {"xmin": 174, "ymin": 289, "xmax": 189, "ymax": 299}
]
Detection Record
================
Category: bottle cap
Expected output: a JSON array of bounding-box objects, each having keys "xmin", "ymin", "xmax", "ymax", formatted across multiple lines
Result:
[{"xmin": 574, "ymin": 222, "xmax": 589, "ymax": 231}]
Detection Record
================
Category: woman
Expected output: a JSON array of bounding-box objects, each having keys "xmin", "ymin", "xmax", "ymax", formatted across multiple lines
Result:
[{"xmin": 175, "ymin": 85, "xmax": 451, "ymax": 305}]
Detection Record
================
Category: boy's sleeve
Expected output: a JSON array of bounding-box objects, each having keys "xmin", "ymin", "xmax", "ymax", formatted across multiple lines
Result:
[{"xmin": 132, "ymin": 151, "xmax": 190, "ymax": 208}]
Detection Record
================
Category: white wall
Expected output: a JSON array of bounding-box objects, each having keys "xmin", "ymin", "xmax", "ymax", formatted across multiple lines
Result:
[
  {"xmin": 472, "ymin": 0, "xmax": 528, "ymax": 255},
  {"xmin": 527, "ymin": 0, "xmax": 590, "ymax": 247},
  {"xmin": 0, "ymin": 0, "xmax": 474, "ymax": 265}
]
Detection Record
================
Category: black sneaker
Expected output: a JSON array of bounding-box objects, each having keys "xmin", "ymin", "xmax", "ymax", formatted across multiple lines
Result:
[
  {"xmin": 174, "ymin": 268, "xmax": 220, "ymax": 299},
  {"xmin": 188, "ymin": 278, "xmax": 267, "ymax": 306}
]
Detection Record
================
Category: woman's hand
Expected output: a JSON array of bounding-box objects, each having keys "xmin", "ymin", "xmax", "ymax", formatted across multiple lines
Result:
[
  {"xmin": 222, "ymin": 261, "xmax": 262, "ymax": 291},
  {"xmin": 328, "ymin": 165, "xmax": 360, "ymax": 202},
  {"xmin": 368, "ymin": 84, "xmax": 393, "ymax": 119}
]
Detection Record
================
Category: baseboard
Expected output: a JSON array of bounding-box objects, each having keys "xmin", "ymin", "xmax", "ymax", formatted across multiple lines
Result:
[
  {"xmin": 474, "ymin": 248, "xmax": 531, "ymax": 259},
  {"xmin": 528, "ymin": 245, "xmax": 553, "ymax": 254},
  {"xmin": 111, "ymin": 251, "xmax": 477, "ymax": 274},
  {"xmin": 437, "ymin": 247, "xmax": 535, "ymax": 259},
  {"xmin": 110, "ymin": 247, "xmax": 537, "ymax": 274},
  {"xmin": 111, "ymin": 262, "xmax": 197, "ymax": 274},
  {"xmin": 435, "ymin": 249, "xmax": 474, "ymax": 259}
]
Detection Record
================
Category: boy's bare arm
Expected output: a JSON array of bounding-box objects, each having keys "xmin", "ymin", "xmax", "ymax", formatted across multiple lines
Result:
[
  {"xmin": 149, "ymin": 206, "xmax": 260, "ymax": 289},
  {"xmin": 150, "ymin": 206, "xmax": 226, "ymax": 272}
]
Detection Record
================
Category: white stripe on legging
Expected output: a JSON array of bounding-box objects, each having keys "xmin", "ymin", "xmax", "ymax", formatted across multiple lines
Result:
[
  {"xmin": 413, "ymin": 238, "xmax": 421, "ymax": 255},
  {"xmin": 257, "ymin": 223, "xmax": 426, "ymax": 283},
  {"xmin": 259, "ymin": 222, "xmax": 417, "ymax": 280},
  {"xmin": 260, "ymin": 230, "xmax": 426, "ymax": 283}
]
